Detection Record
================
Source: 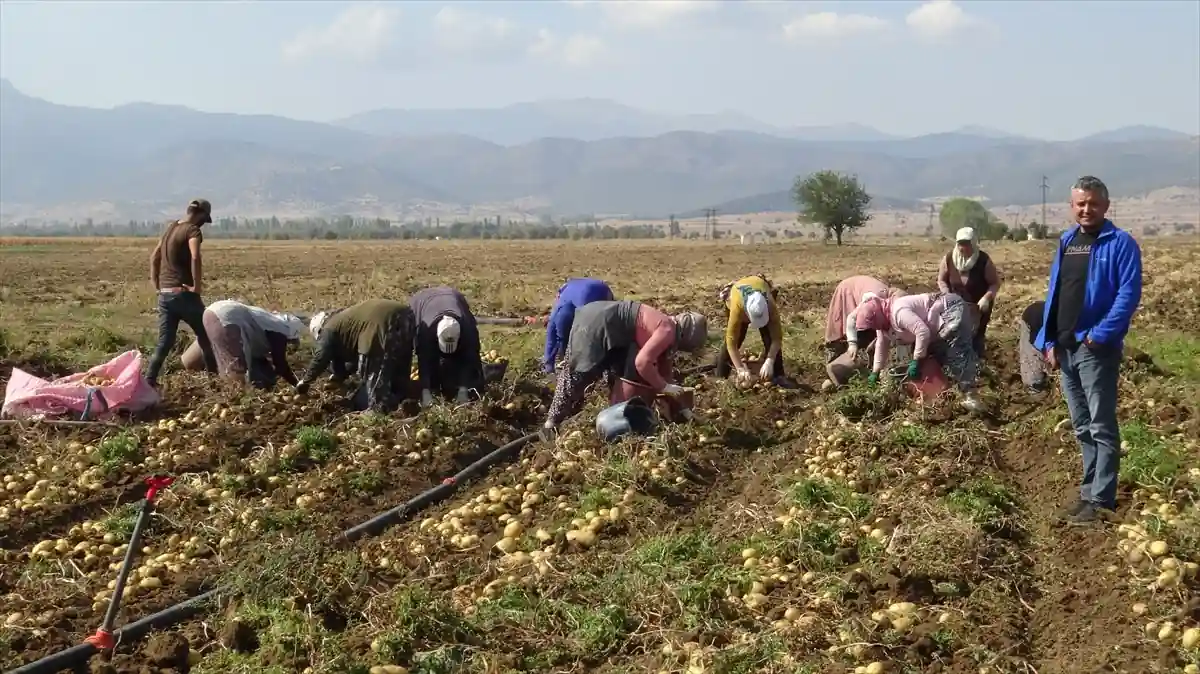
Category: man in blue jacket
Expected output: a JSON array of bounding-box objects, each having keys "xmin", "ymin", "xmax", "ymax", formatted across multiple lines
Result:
[
  {"xmin": 542, "ymin": 278, "xmax": 614, "ymax": 373},
  {"xmin": 1035, "ymin": 176, "xmax": 1142, "ymax": 526}
]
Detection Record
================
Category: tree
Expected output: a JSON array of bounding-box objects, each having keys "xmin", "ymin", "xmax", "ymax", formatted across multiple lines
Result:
[
  {"xmin": 938, "ymin": 198, "xmax": 992, "ymax": 239},
  {"xmin": 791, "ymin": 170, "xmax": 872, "ymax": 245}
]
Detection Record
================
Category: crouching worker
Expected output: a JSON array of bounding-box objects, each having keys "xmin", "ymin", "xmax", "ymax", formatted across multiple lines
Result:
[
  {"xmin": 716, "ymin": 274, "xmax": 787, "ymax": 386},
  {"xmin": 855, "ymin": 292, "xmax": 983, "ymax": 412},
  {"xmin": 543, "ymin": 277, "xmax": 614, "ymax": 373},
  {"xmin": 823, "ymin": 275, "xmax": 906, "ymax": 364},
  {"xmin": 183, "ymin": 300, "xmax": 305, "ymax": 388},
  {"xmin": 540, "ymin": 300, "xmax": 706, "ymax": 440},
  {"xmin": 295, "ymin": 299, "xmax": 415, "ymax": 412},
  {"xmin": 411, "ymin": 286, "xmax": 485, "ymax": 407},
  {"xmin": 1018, "ymin": 300, "xmax": 1050, "ymax": 393}
]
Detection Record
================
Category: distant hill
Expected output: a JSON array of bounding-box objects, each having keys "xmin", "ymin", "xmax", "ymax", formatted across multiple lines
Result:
[
  {"xmin": 334, "ymin": 98, "xmax": 902, "ymax": 145},
  {"xmin": 677, "ymin": 191, "xmax": 923, "ymax": 219},
  {"xmin": 1, "ymin": 79, "xmax": 1197, "ymax": 221}
]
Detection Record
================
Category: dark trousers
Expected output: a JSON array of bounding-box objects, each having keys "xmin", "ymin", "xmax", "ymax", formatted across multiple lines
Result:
[
  {"xmin": 716, "ymin": 324, "xmax": 785, "ymax": 378},
  {"xmin": 357, "ymin": 312, "xmax": 415, "ymax": 412},
  {"xmin": 974, "ymin": 309, "xmax": 992, "ymax": 359},
  {"xmin": 146, "ymin": 291, "xmax": 217, "ymax": 385}
]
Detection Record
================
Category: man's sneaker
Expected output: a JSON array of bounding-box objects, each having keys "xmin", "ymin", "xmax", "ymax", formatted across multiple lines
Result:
[
  {"xmin": 1067, "ymin": 503, "xmax": 1113, "ymax": 526},
  {"xmin": 1059, "ymin": 499, "xmax": 1089, "ymax": 520}
]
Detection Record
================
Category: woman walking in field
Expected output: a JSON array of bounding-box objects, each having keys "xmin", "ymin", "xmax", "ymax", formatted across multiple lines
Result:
[
  {"xmin": 853, "ymin": 291, "xmax": 984, "ymax": 411},
  {"xmin": 716, "ymin": 273, "xmax": 787, "ymax": 386},
  {"xmin": 182, "ymin": 299, "xmax": 305, "ymax": 389},
  {"xmin": 540, "ymin": 300, "xmax": 707, "ymax": 440},
  {"xmin": 822, "ymin": 275, "xmax": 906, "ymax": 365},
  {"xmin": 937, "ymin": 227, "xmax": 1002, "ymax": 358}
]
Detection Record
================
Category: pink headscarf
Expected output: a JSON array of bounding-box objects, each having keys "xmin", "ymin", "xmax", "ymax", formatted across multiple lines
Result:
[{"xmin": 855, "ymin": 295, "xmax": 892, "ymax": 332}]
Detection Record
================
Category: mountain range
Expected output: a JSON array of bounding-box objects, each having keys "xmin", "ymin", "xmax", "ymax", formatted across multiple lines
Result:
[{"xmin": 1, "ymin": 77, "xmax": 1197, "ymax": 222}]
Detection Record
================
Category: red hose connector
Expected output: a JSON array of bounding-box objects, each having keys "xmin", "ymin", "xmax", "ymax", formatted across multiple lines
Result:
[
  {"xmin": 144, "ymin": 475, "xmax": 174, "ymax": 502},
  {"xmin": 442, "ymin": 477, "xmax": 457, "ymax": 486},
  {"xmin": 84, "ymin": 628, "xmax": 115, "ymax": 649}
]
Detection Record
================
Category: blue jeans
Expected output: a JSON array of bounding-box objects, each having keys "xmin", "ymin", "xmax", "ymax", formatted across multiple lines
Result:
[
  {"xmin": 1057, "ymin": 342, "xmax": 1122, "ymax": 509},
  {"xmin": 146, "ymin": 291, "xmax": 217, "ymax": 385}
]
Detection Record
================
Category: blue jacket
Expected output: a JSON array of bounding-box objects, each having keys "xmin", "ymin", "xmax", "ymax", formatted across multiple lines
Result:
[
  {"xmin": 543, "ymin": 278, "xmax": 614, "ymax": 371},
  {"xmin": 1034, "ymin": 220, "xmax": 1142, "ymax": 352}
]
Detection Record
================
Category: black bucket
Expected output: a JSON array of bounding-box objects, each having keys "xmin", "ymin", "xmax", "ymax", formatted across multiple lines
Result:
[{"xmin": 595, "ymin": 397, "xmax": 659, "ymax": 442}]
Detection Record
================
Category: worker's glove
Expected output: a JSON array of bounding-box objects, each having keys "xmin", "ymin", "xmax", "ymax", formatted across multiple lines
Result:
[
  {"xmin": 294, "ymin": 380, "xmax": 310, "ymax": 394},
  {"xmin": 867, "ymin": 371, "xmax": 879, "ymax": 387},
  {"xmin": 906, "ymin": 359, "xmax": 920, "ymax": 380},
  {"xmin": 662, "ymin": 383, "xmax": 685, "ymax": 396},
  {"xmin": 978, "ymin": 296, "xmax": 993, "ymax": 314},
  {"xmin": 735, "ymin": 367, "xmax": 753, "ymax": 386},
  {"xmin": 454, "ymin": 387, "xmax": 469, "ymax": 404},
  {"xmin": 420, "ymin": 389, "xmax": 433, "ymax": 408},
  {"xmin": 758, "ymin": 359, "xmax": 775, "ymax": 381}
]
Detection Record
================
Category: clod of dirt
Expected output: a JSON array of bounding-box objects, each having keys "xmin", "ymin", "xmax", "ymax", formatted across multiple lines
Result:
[
  {"xmin": 144, "ymin": 632, "xmax": 190, "ymax": 669},
  {"xmin": 219, "ymin": 619, "xmax": 260, "ymax": 653},
  {"xmin": 89, "ymin": 662, "xmax": 118, "ymax": 674}
]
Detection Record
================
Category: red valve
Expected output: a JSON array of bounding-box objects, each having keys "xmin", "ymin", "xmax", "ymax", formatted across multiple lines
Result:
[
  {"xmin": 85, "ymin": 628, "xmax": 115, "ymax": 650},
  {"xmin": 144, "ymin": 475, "xmax": 175, "ymax": 502},
  {"xmin": 442, "ymin": 477, "xmax": 457, "ymax": 486}
]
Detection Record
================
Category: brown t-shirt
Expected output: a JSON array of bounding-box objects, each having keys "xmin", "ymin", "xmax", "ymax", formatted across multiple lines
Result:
[{"xmin": 157, "ymin": 221, "xmax": 203, "ymax": 289}]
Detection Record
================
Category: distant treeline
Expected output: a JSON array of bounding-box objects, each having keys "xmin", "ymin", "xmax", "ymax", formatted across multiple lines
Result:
[{"xmin": 0, "ymin": 215, "xmax": 685, "ymax": 240}]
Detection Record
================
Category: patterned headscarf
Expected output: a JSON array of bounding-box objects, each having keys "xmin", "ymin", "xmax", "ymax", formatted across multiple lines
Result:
[
  {"xmin": 673, "ymin": 312, "xmax": 708, "ymax": 352},
  {"xmin": 855, "ymin": 295, "xmax": 892, "ymax": 332}
]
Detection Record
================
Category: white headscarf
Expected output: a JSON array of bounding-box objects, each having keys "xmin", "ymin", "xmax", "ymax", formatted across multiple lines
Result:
[
  {"xmin": 744, "ymin": 291, "xmax": 770, "ymax": 329},
  {"xmin": 952, "ymin": 227, "xmax": 980, "ymax": 273},
  {"xmin": 436, "ymin": 315, "xmax": 460, "ymax": 354},
  {"xmin": 309, "ymin": 311, "xmax": 330, "ymax": 341}
]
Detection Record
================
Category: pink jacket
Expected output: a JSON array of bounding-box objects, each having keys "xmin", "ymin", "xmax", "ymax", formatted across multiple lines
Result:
[{"xmin": 872, "ymin": 293, "xmax": 947, "ymax": 372}]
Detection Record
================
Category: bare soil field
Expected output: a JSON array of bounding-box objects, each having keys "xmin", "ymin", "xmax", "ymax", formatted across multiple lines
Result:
[{"xmin": 1, "ymin": 237, "xmax": 1198, "ymax": 674}]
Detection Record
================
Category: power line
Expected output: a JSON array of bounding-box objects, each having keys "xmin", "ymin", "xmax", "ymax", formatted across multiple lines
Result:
[{"xmin": 1040, "ymin": 175, "xmax": 1050, "ymax": 228}]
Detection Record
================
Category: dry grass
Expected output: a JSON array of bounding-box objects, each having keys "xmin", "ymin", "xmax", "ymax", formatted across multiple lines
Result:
[{"xmin": 2, "ymin": 236, "xmax": 1200, "ymax": 674}]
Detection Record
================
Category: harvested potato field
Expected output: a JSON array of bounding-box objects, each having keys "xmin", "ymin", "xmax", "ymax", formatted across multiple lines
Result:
[{"xmin": 1, "ymin": 237, "xmax": 1199, "ymax": 674}]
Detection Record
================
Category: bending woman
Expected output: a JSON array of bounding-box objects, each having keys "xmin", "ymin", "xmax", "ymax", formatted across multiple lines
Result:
[
  {"xmin": 543, "ymin": 277, "xmax": 614, "ymax": 373},
  {"xmin": 823, "ymin": 275, "xmax": 906, "ymax": 363},
  {"xmin": 854, "ymin": 292, "xmax": 983, "ymax": 410},
  {"xmin": 540, "ymin": 300, "xmax": 707, "ymax": 439},
  {"xmin": 296, "ymin": 299, "xmax": 415, "ymax": 412},
  {"xmin": 716, "ymin": 274, "xmax": 784, "ymax": 385},
  {"xmin": 938, "ymin": 227, "xmax": 1001, "ymax": 358}
]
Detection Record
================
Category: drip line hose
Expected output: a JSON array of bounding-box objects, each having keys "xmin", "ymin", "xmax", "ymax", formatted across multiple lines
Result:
[
  {"xmin": 9, "ymin": 362, "xmax": 719, "ymax": 673},
  {"xmin": 5, "ymin": 432, "xmax": 541, "ymax": 674}
]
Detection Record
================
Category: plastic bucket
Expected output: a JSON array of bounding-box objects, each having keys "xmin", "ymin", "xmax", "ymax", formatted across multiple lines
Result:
[
  {"xmin": 826, "ymin": 351, "xmax": 866, "ymax": 387},
  {"xmin": 897, "ymin": 359, "xmax": 950, "ymax": 401},
  {"xmin": 596, "ymin": 397, "xmax": 659, "ymax": 442},
  {"xmin": 180, "ymin": 341, "xmax": 205, "ymax": 371}
]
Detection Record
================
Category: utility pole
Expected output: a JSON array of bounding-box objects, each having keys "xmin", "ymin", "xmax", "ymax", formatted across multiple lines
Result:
[
  {"xmin": 927, "ymin": 203, "xmax": 935, "ymax": 235},
  {"xmin": 1040, "ymin": 175, "xmax": 1050, "ymax": 228}
]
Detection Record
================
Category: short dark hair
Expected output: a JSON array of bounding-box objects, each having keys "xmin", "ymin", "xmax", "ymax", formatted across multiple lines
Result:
[{"xmin": 1071, "ymin": 176, "xmax": 1109, "ymax": 201}]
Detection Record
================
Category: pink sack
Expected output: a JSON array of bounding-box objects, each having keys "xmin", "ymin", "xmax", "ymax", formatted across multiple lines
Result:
[{"xmin": 2, "ymin": 350, "xmax": 161, "ymax": 420}]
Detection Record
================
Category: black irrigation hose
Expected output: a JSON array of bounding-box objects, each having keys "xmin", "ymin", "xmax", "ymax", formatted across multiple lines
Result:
[
  {"xmin": 9, "ymin": 363, "xmax": 716, "ymax": 674},
  {"xmin": 6, "ymin": 432, "xmax": 541, "ymax": 674}
]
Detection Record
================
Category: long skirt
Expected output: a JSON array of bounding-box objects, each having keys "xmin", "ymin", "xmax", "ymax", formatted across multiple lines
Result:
[{"xmin": 932, "ymin": 294, "xmax": 980, "ymax": 391}]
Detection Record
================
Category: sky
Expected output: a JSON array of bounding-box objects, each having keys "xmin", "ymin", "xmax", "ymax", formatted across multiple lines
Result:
[{"xmin": 1, "ymin": 0, "xmax": 1198, "ymax": 140}]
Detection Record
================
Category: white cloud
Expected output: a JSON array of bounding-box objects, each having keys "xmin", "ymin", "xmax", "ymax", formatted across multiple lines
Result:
[
  {"xmin": 432, "ymin": 6, "xmax": 521, "ymax": 57},
  {"xmin": 529, "ymin": 29, "xmax": 606, "ymax": 67},
  {"xmin": 571, "ymin": 0, "xmax": 720, "ymax": 30},
  {"xmin": 281, "ymin": 3, "xmax": 400, "ymax": 64},
  {"xmin": 782, "ymin": 12, "xmax": 889, "ymax": 42},
  {"xmin": 905, "ymin": 0, "xmax": 979, "ymax": 40}
]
